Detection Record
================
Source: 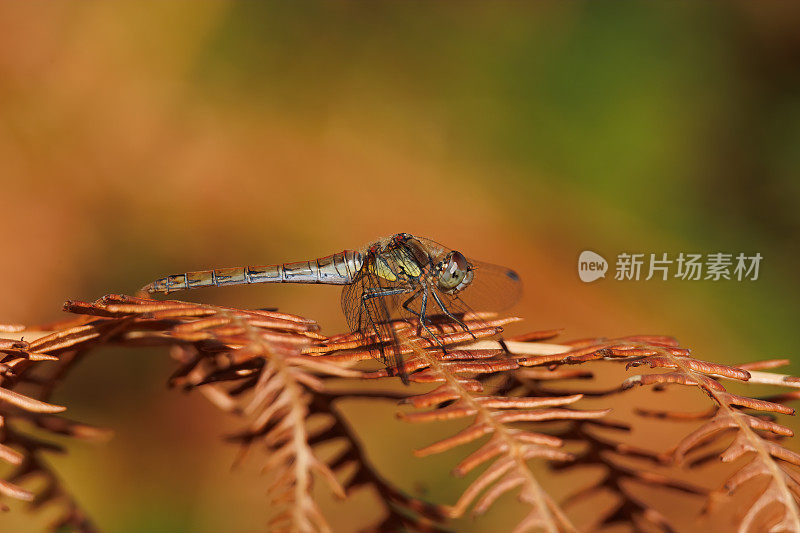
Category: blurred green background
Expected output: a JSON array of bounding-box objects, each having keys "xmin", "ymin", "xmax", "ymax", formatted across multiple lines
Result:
[{"xmin": 1, "ymin": 2, "xmax": 799, "ymax": 532}]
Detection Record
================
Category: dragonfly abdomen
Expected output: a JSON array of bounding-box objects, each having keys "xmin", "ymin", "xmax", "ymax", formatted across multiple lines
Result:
[{"xmin": 144, "ymin": 250, "xmax": 363, "ymax": 294}]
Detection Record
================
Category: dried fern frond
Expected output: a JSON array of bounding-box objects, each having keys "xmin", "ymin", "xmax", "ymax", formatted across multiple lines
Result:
[
  {"xmin": 0, "ymin": 327, "xmax": 110, "ymax": 532},
  {"xmin": 60, "ymin": 295, "xmax": 437, "ymax": 532},
  {"xmin": 497, "ymin": 333, "xmax": 800, "ymax": 532},
  {"xmin": 624, "ymin": 349, "xmax": 800, "ymax": 532},
  {"xmin": 304, "ymin": 314, "xmax": 587, "ymax": 532},
  {"xmin": 23, "ymin": 295, "xmax": 451, "ymax": 532},
  {"xmin": 497, "ymin": 348, "xmax": 703, "ymax": 532},
  {"xmin": 333, "ymin": 328, "xmax": 592, "ymax": 532},
  {"xmin": 1, "ymin": 295, "xmax": 799, "ymax": 533},
  {"xmin": 523, "ymin": 334, "xmax": 800, "ymax": 533}
]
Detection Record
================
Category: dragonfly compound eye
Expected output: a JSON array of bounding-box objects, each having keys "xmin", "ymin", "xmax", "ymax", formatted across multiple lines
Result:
[{"xmin": 437, "ymin": 251, "xmax": 473, "ymax": 293}]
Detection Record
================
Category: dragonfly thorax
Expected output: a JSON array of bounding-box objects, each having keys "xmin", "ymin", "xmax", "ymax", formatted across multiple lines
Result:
[
  {"xmin": 366, "ymin": 243, "xmax": 424, "ymax": 283},
  {"xmin": 364, "ymin": 235, "xmax": 474, "ymax": 295}
]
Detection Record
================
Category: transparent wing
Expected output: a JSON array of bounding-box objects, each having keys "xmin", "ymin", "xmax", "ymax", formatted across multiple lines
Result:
[
  {"xmin": 341, "ymin": 272, "xmax": 372, "ymax": 334},
  {"xmin": 450, "ymin": 259, "xmax": 522, "ymax": 314},
  {"xmin": 340, "ymin": 267, "xmax": 409, "ymax": 383},
  {"xmin": 408, "ymin": 237, "xmax": 522, "ymax": 313}
]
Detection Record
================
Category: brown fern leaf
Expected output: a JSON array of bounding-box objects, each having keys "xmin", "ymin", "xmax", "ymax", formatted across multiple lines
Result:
[
  {"xmin": 63, "ymin": 295, "xmax": 351, "ymax": 532},
  {"xmin": 554, "ymin": 423, "xmax": 706, "ymax": 533},
  {"xmin": 382, "ymin": 336, "xmax": 608, "ymax": 532},
  {"xmin": 59, "ymin": 294, "xmax": 451, "ymax": 532},
  {"xmin": 0, "ymin": 328, "xmax": 108, "ymax": 531},
  {"xmin": 2, "ymin": 425, "xmax": 100, "ymax": 533},
  {"xmin": 496, "ymin": 345, "xmax": 707, "ymax": 533},
  {"xmin": 609, "ymin": 343, "xmax": 800, "ymax": 532},
  {"xmin": 228, "ymin": 336, "xmax": 347, "ymax": 533},
  {"xmin": 169, "ymin": 346, "xmax": 449, "ymax": 533},
  {"xmin": 314, "ymin": 313, "xmax": 519, "ymax": 370},
  {"xmin": 6, "ymin": 294, "xmax": 800, "ymax": 533},
  {"xmin": 319, "ymin": 318, "xmax": 608, "ymax": 530},
  {"xmin": 313, "ymin": 317, "xmax": 588, "ymax": 531},
  {"xmin": 309, "ymin": 392, "xmax": 450, "ymax": 533},
  {"xmin": 518, "ymin": 332, "xmax": 800, "ymax": 532},
  {"xmin": 502, "ymin": 333, "xmax": 800, "ymax": 532}
]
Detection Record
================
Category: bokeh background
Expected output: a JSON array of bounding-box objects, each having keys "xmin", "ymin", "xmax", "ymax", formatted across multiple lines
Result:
[{"xmin": 1, "ymin": 2, "xmax": 799, "ymax": 532}]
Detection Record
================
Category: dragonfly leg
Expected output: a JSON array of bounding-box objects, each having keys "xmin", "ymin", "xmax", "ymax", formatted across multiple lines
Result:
[
  {"xmin": 400, "ymin": 289, "xmax": 423, "ymax": 319},
  {"xmin": 417, "ymin": 287, "xmax": 448, "ymax": 352},
  {"xmin": 430, "ymin": 290, "xmax": 475, "ymax": 338},
  {"xmin": 401, "ymin": 288, "xmax": 430, "ymax": 339},
  {"xmin": 361, "ymin": 288, "xmax": 408, "ymax": 301},
  {"xmin": 400, "ymin": 288, "xmax": 429, "ymax": 328}
]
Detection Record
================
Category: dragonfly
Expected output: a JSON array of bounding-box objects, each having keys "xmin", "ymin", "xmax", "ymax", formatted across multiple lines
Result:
[{"xmin": 142, "ymin": 233, "xmax": 522, "ymax": 383}]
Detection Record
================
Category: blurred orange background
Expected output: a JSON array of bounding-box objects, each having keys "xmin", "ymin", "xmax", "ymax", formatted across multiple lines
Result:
[{"xmin": 1, "ymin": 2, "xmax": 799, "ymax": 532}]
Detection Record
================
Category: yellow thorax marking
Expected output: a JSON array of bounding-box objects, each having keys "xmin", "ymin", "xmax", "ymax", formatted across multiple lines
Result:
[
  {"xmin": 366, "ymin": 247, "xmax": 423, "ymax": 282},
  {"xmin": 395, "ymin": 248, "xmax": 422, "ymax": 277},
  {"xmin": 371, "ymin": 258, "xmax": 397, "ymax": 282}
]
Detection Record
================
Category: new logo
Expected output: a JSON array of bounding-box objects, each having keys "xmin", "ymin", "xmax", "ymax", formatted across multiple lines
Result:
[{"xmin": 578, "ymin": 251, "xmax": 608, "ymax": 282}]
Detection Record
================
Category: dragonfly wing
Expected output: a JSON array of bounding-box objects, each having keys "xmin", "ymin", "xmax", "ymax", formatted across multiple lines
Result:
[
  {"xmin": 386, "ymin": 259, "xmax": 521, "ymax": 337},
  {"xmin": 341, "ymin": 270, "xmax": 409, "ymax": 383},
  {"xmin": 455, "ymin": 259, "xmax": 522, "ymax": 313},
  {"xmin": 403, "ymin": 237, "xmax": 522, "ymax": 313}
]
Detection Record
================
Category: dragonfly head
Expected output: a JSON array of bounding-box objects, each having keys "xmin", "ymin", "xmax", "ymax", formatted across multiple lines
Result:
[{"xmin": 437, "ymin": 251, "xmax": 473, "ymax": 294}]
